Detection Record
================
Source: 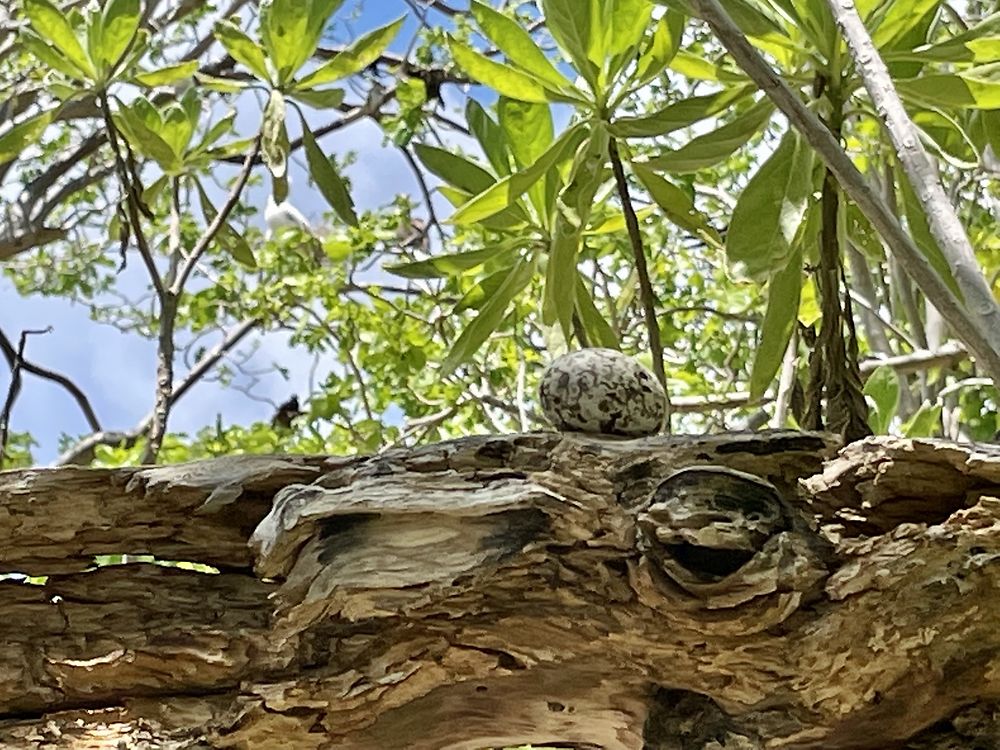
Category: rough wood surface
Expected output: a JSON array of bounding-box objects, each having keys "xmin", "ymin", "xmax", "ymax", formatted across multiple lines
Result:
[{"xmin": 1, "ymin": 431, "xmax": 999, "ymax": 749}]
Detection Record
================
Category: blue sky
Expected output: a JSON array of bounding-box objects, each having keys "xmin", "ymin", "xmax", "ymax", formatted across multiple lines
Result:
[{"xmin": 0, "ymin": 1, "xmax": 473, "ymax": 463}]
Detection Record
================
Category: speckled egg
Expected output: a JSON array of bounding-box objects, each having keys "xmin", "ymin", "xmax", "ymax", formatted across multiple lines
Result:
[{"xmin": 539, "ymin": 348, "xmax": 666, "ymax": 437}]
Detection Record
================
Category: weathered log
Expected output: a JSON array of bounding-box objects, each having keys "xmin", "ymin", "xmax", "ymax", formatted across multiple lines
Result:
[{"xmin": 1, "ymin": 431, "xmax": 999, "ymax": 749}]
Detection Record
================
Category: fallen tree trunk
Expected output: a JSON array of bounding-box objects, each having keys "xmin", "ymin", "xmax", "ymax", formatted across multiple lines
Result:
[{"xmin": 1, "ymin": 431, "xmax": 1000, "ymax": 749}]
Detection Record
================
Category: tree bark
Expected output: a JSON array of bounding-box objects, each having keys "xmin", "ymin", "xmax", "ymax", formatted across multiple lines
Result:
[{"xmin": 2, "ymin": 432, "xmax": 1000, "ymax": 748}]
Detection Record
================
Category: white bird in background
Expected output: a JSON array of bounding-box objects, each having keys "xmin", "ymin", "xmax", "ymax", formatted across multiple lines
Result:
[{"xmin": 265, "ymin": 189, "xmax": 312, "ymax": 240}]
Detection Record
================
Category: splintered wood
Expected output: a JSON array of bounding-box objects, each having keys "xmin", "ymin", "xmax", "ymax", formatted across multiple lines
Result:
[{"xmin": 1, "ymin": 432, "xmax": 999, "ymax": 749}]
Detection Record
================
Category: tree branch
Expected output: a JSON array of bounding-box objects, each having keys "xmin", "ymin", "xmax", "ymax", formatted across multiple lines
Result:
[
  {"xmin": 0, "ymin": 327, "xmax": 102, "ymax": 433},
  {"xmin": 55, "ymin": 319, "xmax": 259, "ymax": 466},
  {"xmin": 0, "ymin": 327, "xmax": 51, "ymax": 468},
  {"xmin": 688, "ymin": 0, "xmax": 1000, "ymax": 386},
  {"xmin": 826, "ymin": 0, "xmax": 1000, "ymax": 360}
]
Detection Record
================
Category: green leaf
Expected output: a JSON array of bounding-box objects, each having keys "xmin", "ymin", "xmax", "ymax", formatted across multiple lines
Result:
[
  {"xmin": 726, "ymin": 128, "xmax": 815, "ymax": 281},
  {"xmin": 643, "ymin": 96, "xmax": 774, "ymax": 172},
  {"xmin": 668, "ymin": 50, "xmax": 746, "ymax": 82},
  {"xmin": 543, "ymin": 126, "xmax": 609, "ymax": 334},
  {"xmin": 901, "ymin": 401, "xmax": 942, "ymax": 437},
  {"xmin": 863, "ymin": 365, "xmax": 900, "ymax": 434},
  {"xmin": 115, "ymin": 105, "xmax": 181, "ymax": 171},
  {"xmin": 194, "ymin": 179, "xmax": 257, "ymax": 268},
  {"xmin": 449, "ymin": 38, "xmax": 552, "ymax": 103},
  {"xmin": 499, "ymin": 98, "xmax": 553, "ymax": 220},
  {"xmin": 0, "ymin": 110, "xmax": 55, "ymax": 165},
  {"xmin": 500, "ymin": 98, "xmax": 554, "ymax": 168},
  {"xmin": 749, "ymin": 248, "xmax": 802, "ymax": 401},
  {"xmin": 160, "ymin": 102, "xmax": 196, "ymax": 155},
  {"xmin": 99, "ymin": 0, "xmax": 140, "ymax": 67},
  {"xmin": 24, "ymin": 0, "xmax": 94, "ymax": 79},
  {"xmin": 898, "ymin": 170, "xmax": 962, "ymax": 299},
  {"xmin": 540, "ymin": 0, "xmax": 598, "ymax": 87},
  {"xmin": 450, "ymin": 122, "xmax": 588, "ymax": 225},
  {"xmin": 633, "ymin": 9, "xmax": 685, "ymax": 87},
  {"xmin": 470, "ymin": 1, "xmax": 577, "ymax": 94},
  {"xmin": 301, "ymin": 117, "xmax": 358, "ymax": 226},
  {"xmin": 262, "ymin": 89, "xmax": 288, "ymax": 179},
  {"xmin": 888, "ymin": 12, "xmax": 1000, "ymax": 64},
  {"xmin": 466, "ymin": 99, "xmax": 511, "ymax": 176},
  {"xmin": 897, "ymin": 70, "xmax": 1000, "ymax": 110},
  {"xmin": 259, "ymin": 0, "xmax": 311, "ymax": 83},
  {"xmin": 872, "ymin": 0, "xmax": 941, "ymax": 50},
  {"xmin": 213, "ymin": 19, "xmax": 271, "ymax": 82},
  {"xmin": 612, "ymin": 84, "xmax": 752, "ymax": 137},
  {"xmin": 606, "ymin": 0, "xmax": 654, "ymax": 58},
  {"xmin": 387, "ymin": 240, "xmax": 523, "ymax": 279},
  {"xmin": 441, "ymin": 258, "xmax": 536, "ymax": 375},
  {"xmin": 132, "ymin": 60, "xmax": 199, "ymax": 87},
  {"xmin": 194, "ymin": 72, "xmax": 248, "ymax": 93},
  {"xmin": 631, "ymin": 162, "xmax": 722, "ymax": 247},
  {"xmin": 301, "ymin": 0, "xmax": 348, "ymax": 71},
  {"xmin": 295, "ymin": 16, "xmax": 404, "ymax": 89},
  {"xmin": 288, "ymin": 88, "xmax": 346, "ymax": 109},
  {"xmin": 585, "ymin": 205, "xmax": 655, "ymax": 234},
  {"xmin": 19, "ymin": 29, "xmax": 85, "ymax": 79},
  {"xmin": 575, "ymin": 271, "xmax": 619, "ymax": 348},
  {"xmin": 413, "ymin": 143, "xmax": 496, "ymax": 195}
]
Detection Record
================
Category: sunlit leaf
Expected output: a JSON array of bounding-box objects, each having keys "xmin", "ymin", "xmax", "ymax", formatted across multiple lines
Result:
[
  {"xmin": 540, "ymin": 0, "xmax": 599, "ymax": 87},
  {"xmin": 633, "ymin": 9, "xmax": 684, "ymax": 86},
  {"xmin": 449, "ymin": 38, "xmax": 553, "ymax": 103},
  {"xmin": 897, "ymin": 70, "xmax": 1000, "ymax": 110},
  {"xmin": 20, "ymin": 29, "xmax": 85, "ymax": 79},
  {"xmin": 466, "ymin": 99, "xmax": 511, "ymax": 176},
  {"xmin": 24, "ymin": 0, "xmax": 94, "ymax": 78},
  {"xmin": 213, "ymin": 19, "xmax": 271, "ymax": 82},
  {"xmin": 470, "ymin": 1, "xmax": 577, "ymax": 94},
  {"xmin": 295, "ymin": 16, "xmax": 404, "ymax": 88},
  {"xmin": 99, "ymin": 0, "xmax": 140, "ymax": 68},
  {"xmin": 388, "ymin": 240, "xmax": 524, "ymax": 279},
  {"xmin": 450, "ymin": 122, "xmax": 587, "ymax": 225},
  {"xmin": 288, "ymin": 88, "xmax": 346, "ymax": 109},
  {"xmin": 901, "ymin": 401, "xmax": 942, "ymax": 437},
  {"xmin": 132, "ymin": 60, "xmax": 199, "ymax": 87}
]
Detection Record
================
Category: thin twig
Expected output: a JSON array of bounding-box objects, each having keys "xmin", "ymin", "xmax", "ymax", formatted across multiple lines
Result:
[
  {"xmin": 0, "ymin": 327, "xmax": 101, "ymax": 432},
  {"xmin": 607, "ymin": 136, "xmax": 672, "ymax": 432},
  {"xmin": 174, "ymin": 137, "xmax": 261, "ymax": 293},
  {"xmin": 0, "ymin": 327, "xmax": 51, "ymax": 468},
  {"xmin": 399, "ymin": 145, "xmax": 446, "ymax": 246}
]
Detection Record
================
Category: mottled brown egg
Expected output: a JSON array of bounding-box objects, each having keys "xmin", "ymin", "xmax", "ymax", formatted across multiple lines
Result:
[{"xmin": 539, "ymin": 348, "xmax": 666, "ymax": 437}]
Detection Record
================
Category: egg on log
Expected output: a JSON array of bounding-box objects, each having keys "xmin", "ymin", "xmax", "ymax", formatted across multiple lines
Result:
[{"xmin": 539, "ymin": 348, "xmax": 666, "ymax": 437}]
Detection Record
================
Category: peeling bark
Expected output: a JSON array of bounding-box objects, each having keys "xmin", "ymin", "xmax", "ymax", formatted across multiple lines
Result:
[{"xmin": 2, "ymin": 432, "xmax": 1000, "ymax": 749}]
